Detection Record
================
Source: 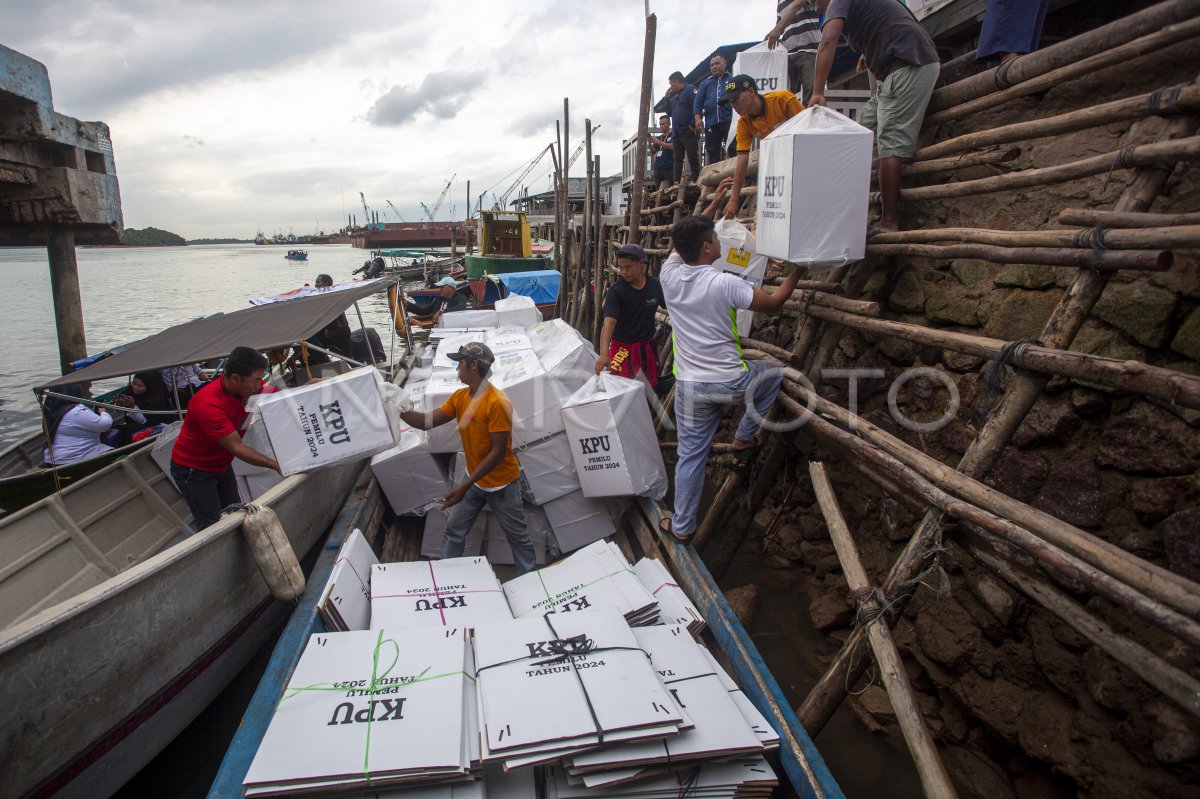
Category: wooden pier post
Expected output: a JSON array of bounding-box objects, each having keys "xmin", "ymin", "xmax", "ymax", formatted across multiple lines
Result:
[
  {"xmin": 627, "ymin": 13, "xmax": 656, "ymax": 248},
  {"xmin": 47, "ymin": 226, "xmax": 88, "ymax": 373}
]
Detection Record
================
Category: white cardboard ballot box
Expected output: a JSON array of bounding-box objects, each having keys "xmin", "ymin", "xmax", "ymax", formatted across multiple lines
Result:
[
  {"xmin": 530, "ymin": 319, "xmax": 597, "ymax": 395},
  {"xmin": 559, "ymin": 374, "xmax": 667, "ymax": 500},
  {"xmin": 256, "ymin": 366, "xmax": 398, "ymax": 476},
  {"xmin": 233, "ymin": 413, "xmax": 277, "ymax": 476},
  {"xmin": 727, "ymin": 41, "xmax": 789, "ymax": 150},
  {"xmin": 485, "ymin": 502, "xmax": 551, "ymax": 567},
  {"xmin": 756, "ymin": 105, "xmax": 874, "ymax": 269},
  {"xmin": 421, "ymin": 371, "xmax": 466, "ymax": 454},
  {"xmin": 515, "ymin": 433, "xmax": 580, "ymax": 505},
  {"xmin": 370, "ymin": 428, "xmax": 450, "ymax": 515},
  {"xmin": 542, "ymin": 490, "xmax": 616, "ymax": 553},
  {"xmin": 494, "ymin": 294, "xmax": 542, "ymax": 329},
  {"xmin": 712, "ymin": 218, "xmax": 768, "ymax": 336},
  {"xmin": 490, "ymin": 358, "xmax": 567, "ymax": 449},
  {"xmin": 437, "ymin": 309, "xmax": 498, "ymax": 329}
]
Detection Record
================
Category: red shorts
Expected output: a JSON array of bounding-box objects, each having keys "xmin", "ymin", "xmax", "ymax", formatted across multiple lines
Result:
[{"xmin": 607, "ymin": 338, "xmax": 659, "ymax": 386}]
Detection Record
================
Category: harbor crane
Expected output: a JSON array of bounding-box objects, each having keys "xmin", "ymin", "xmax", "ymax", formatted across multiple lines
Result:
[
  {"xmin": 385, "ymin": 199, "xmax": 407, "ymax": 223},
  {"xmin": 565, "ymin": 124, "xmax": 600, "ymax": 170},
  {"xmin": 422, "ymin": 174, "xmax": 456, "ymax": 221},
  {"xmin": 495, "ymin": 144, "xmax": 553, "ymax": 209},
  {"xmin": 359, "ymin": 192, "xmax": 371, "ymax": 225}
]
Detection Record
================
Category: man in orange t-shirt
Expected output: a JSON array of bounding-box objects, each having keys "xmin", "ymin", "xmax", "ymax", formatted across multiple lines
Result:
[
  {"xmin": 400, "ymin": 341, "xmax": 536, "ymax": 574},
  {"xmin": 719, "ymin": 74, "xmax": 805, "ymax": 220}
]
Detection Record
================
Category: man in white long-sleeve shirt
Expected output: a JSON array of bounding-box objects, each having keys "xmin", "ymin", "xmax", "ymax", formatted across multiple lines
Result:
[{"xmin": 659, "ymin": 216, "xmax": 802, "ymax": 541}]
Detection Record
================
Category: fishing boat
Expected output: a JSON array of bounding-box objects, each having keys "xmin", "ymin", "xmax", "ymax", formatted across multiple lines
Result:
[
  {"xmin": 0, "ymin": 429, "xmax": 155, "ymax": 518},
  {"xmin": 0, "ymin": 278, "xmax": 405, "ymax": 799},
  {"xmin": 208, "ymin": 488, "xmax": 843, "ymax": 799},
  {"xmin": 465, "ymin": 210, "xmax": 551, "ymax": 302},
  {"xmin": 284, "ymin": 249, "xmax": 307, "ymax": 261}
]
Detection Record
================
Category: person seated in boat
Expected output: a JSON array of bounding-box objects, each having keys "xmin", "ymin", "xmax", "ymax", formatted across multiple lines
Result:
[
  {"xmin": 406, "ymin": 277, "xmax": 468, "ymax": 324},
  {"xmin": 161, "ymin": 363, "xmax": 207, "ymax": 408},
  {"xmin": 41, "ymin": 383, "xmax": 116, "ymax": 465},
  {"xmin": 396, "ymin": 342, "xmax": 537, "ymax": 575},
  {"xmin": 108, "ymin": 371, "xmax": 175, "ymax": 445},
  {"xmin": 354, "ymin": 256, "xmax": 387, "ymax": 279},
  {"xmin": 309, "ymin": 274, "xmax": 354, "ymax": 356},
  {"xmin": 595, "ymin": 243, "xmax": 666, "ymax": 393},
  {"xmin": 169, "ymin": 347, "xmax": 281, "ymax": 530}
]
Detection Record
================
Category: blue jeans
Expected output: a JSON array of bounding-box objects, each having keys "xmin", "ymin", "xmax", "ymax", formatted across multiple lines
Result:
[
  {"xmin": 672, "ymin": 361, "xmax": 783, "ymax": 538},
  {"xmin": 442, "ymin": 481, "xmax": 537, "ymax": 575},
  {"xmin": 169, "ymin": 461, "xmax": 240, "ymax": 531}
]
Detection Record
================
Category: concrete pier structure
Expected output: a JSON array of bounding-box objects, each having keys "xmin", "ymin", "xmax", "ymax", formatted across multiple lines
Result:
[{"xmin": 0, "ymin": 43, "xmax": 122, "ymax": 372}]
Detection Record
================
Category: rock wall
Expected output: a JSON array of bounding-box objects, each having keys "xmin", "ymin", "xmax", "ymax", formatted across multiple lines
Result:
[{"xmin": 736, "ymin": 37, "xmax": 1200, "ymax": 799}]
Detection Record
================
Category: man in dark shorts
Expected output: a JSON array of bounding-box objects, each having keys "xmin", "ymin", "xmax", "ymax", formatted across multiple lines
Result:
[
  {"xmin": 595, "ymin": 243, "xmax": 666, "ymax": 390},
  {"xmin": 808, "ymin": 0, "xmax": 940, "ymax": 232},
  {"xmin": 169, "ymin": 347, "xmax": 280, "ymax": 530}
]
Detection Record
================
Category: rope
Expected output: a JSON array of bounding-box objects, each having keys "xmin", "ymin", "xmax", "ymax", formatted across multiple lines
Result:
[
  {"xmin": 1070, "ymin": 225, "xmax": 1110, "ymax": 252},
  {"xmin": 992, "ymin": 58, "xmax": 1018, "ymax": 90},
  {"xmin": 1148, "ymin": 83, "xmax": 1187, "ymax": 116},
  {"xmin": 972, "ymin": 337, "xmax": 1044, "ymax": 426},
  {"xmin": 1117, "ymin": 144, "xmax": 1139, "ymax": 170}
]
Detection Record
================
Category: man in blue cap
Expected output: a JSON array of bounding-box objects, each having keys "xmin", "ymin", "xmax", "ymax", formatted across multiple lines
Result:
[{"xmin": 406, "ymin": 276, "xmax": 469, "ymax": 324}]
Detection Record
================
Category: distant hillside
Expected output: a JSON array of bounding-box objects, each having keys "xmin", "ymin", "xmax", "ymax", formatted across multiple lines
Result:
[
  {"xmin": 187, "ymin": 237, "xmax": 253, "ymax": 245},
  {"xmin": 122, "ymin": 227, "xmax": 186, "ymax": 246}
]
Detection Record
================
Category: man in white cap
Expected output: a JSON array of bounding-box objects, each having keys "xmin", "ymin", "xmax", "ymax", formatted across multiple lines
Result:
[{"xmin": 406, "ymin": 276, "xmax": 469, "ymax": 324}]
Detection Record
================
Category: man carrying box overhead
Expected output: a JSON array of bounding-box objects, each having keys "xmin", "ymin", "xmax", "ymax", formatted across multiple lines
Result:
[
  {"xmin": 169, "ymin": 346, "xmax": 281, "ymax": 530},
  {"xmin": 659, "ymin": 216, "xmax": 804, "ymax": 542},
  {"xmin": 720, "ymin": 74, "xmax": 805, "ymax": 220},
  {"xmin": 399, "ymin": 342, "xmax": 537, "ymax": 575},
  {"xmin": 595, "ymin": 243, "xmax": 666, "ymax": 390},
  {"xmin": 807, "ymin": 0, "xmax": 940, "ymax": 232}
]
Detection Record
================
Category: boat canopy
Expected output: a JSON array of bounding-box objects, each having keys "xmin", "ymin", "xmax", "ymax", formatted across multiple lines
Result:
[
  {"xmin": 38, "ymin": 278, "xmax": 393, "ymax": 389},
  {"xmin": 496, "ymin": 270, "xmax": 560, "ymax": 305}
]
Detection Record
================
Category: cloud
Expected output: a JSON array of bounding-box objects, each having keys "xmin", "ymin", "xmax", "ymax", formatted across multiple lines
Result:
[
  {"xmin": 505, "ymin": 109, "xmax": 558, "ymax": 138},
  {"xmin": 365, "ymin": 69, "xmax": 486, "ymax": 126}
]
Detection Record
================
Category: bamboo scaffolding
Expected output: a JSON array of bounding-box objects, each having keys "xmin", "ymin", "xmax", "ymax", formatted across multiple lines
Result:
[
  {"xmin": 699, "ymin": 149, "xmax": 759, "ymax": 188},
  {"xmin": 917, "ymin": 85, "xmax": 1200, "ymax": 162},
  {"xmin": 796, "ymin": 303, "xmax": 1200, "ymax": 409},
  {"xmin": 763, "ymin": 277, "xmax": 844, "ymax": 294},
  {"xmin": 924, "ymin": 12, "xmax": 1200, "ymax": 126},
  {"xmin": 870, "ymin": 224, "xmax": 1200, "ymax": 249},
  {"xmin": 1058, "ymin": 208, "xmax": 1200, "ymax": 228},
  {"xmin": 808, "ymin": 462, "xmax": 959, "ymax": 799},
  {"xmin": 969, "ymin": 542, "xmax": 1200, "ymax": 721},
  {"xmin": 866, "ymin": 242, "xmax": 1171, "ymax": 270},
  {"xmin": 768, "ymin": 373, "xmax": 1200, "ymax": 620},
  {"xmin": 898, "ymin": 136, "xmax": 1200, "ymax": 202},
  {"xmin": 778, "ymin": 395, "xmax": 1200, "ymax": 720}
]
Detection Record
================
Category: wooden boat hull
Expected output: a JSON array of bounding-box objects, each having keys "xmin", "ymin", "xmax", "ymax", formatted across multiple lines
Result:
[
  {"xmin": 0, "ymin": 447, "xmax": 363, "ymax": 799},
  {"xmin": 0, "ymin": 435, "xmax": 155, "ymax": 517}
]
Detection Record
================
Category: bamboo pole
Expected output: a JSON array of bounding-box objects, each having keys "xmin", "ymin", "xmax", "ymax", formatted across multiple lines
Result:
[
  {"xmin": 917, "ymin": 85, "xmax": 1200, "ymax": 162},
  {"xmin": 770, "ymin": 375, "xmax": 1200, "ymax": 620},
  {"xmin": 594, "ymin": 154, "xmax": 605, "ymax": 345},
  {"xmin": 898, "ymin": 137, "xmax": 1200, "ymax": 203},
  {"xmin": 866, "ymin": 242, "xmax": 1172, "ymax": 271},
  {"xmin": 969, "ymin": 542, "xmax": 1200, "ymax": 721},
  {"xmin": 925, "ymin": 11, "xmax": 1200, "ymax": 124},
  {"xmin": 808, "ymin": 462, "xmax": 959, "ymax": 799},
  {"xmin": 786, "ymin": 290, "xmax": 881, "ymax": 316},
  {"xmin": 690, "ymin": 470, "xmax": 745, "ymax": 551},
  {"xmin": 870, "ymin": 224, "xmax": 1200, "ymax": 249},
  {"xmin": 903, "ymin": 147, "xmax": 1021, "ymax": 177},
  {"xmin": 1058, "ymin": 208, "xmax": 1200, "ymax": 228},
  {"xmin": 764, "ymin": 277, "xmax": 844, "ymax": 293},
  {"xmin": 798, "ymin": 303, "xmax": 1200, "ymax": 409},
  {"xmin": 627, "ymin": 13, "xmax": 656, "ymax": 246}
]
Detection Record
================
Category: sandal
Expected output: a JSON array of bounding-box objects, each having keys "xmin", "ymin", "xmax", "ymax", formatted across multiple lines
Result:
[
  {"xmin": 659, "ymin": 516, "xmax": 691, "ymax": 543},
  {"xmin": 731, "ymin": 435, "xmax": 762, "ymax": 463}
]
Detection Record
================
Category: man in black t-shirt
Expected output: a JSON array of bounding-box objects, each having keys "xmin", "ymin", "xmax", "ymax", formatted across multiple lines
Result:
[{"xmin": 596, "ymin": 243, "xmax": 666, "ymax": 388}]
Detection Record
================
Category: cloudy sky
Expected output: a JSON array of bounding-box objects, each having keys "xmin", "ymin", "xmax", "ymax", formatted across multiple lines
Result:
[{"xmin": 4, "ymin": 0, "xmax": 769, "ymax": 239}]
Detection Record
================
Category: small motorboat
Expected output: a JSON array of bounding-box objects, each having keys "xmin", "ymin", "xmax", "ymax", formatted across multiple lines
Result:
[{"xmin": 284, "ymin": 250, "xmax": 308, "ymax": 261}]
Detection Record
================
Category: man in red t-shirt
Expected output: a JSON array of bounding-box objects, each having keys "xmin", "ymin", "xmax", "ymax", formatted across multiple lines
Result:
[{"xmin": 170, "ymin": 347, "xmax": 280, "ymax": 529}]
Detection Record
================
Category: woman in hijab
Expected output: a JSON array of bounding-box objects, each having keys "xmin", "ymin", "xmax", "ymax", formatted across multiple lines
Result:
[
  {"xmin": 110, "ymin": 371, "xmax": 175, "ymax": 444},
  {"xmin": 42, "ymin": 383, "xmax": 115, "ymax": 465}
]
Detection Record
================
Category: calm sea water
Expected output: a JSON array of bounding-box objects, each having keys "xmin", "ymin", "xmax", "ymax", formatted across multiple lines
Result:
[{"xmin": 0, "ymin": 243, "xmax": 403, "ymax": 447}]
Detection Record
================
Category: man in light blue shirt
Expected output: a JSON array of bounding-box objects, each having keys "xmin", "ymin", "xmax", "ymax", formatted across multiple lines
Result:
[{"xmin": 693, "ymin": 53, "xmax": 734, "ymax": 166}]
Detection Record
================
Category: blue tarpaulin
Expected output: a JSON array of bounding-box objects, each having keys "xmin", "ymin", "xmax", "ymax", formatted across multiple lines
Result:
[{"xmin": 497, "ymin": 270, "xmax": 560, "ymax": 304}]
